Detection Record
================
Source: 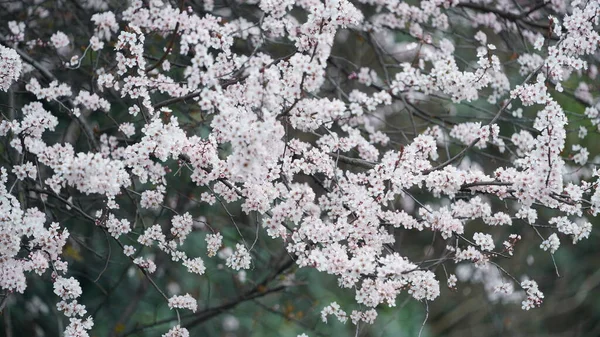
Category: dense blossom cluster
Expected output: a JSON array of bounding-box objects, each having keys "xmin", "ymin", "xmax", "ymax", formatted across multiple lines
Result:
[
  {"xmin": 168, "ymin": 294, "xmax": 198, "ymax": 313},
  {"xmin": 0, "ymin": 0, "xmax": 599, "ymax": 335},
  {"xmin": 0, "ymin": 44, "xmax": 21, "ymax": 91}
]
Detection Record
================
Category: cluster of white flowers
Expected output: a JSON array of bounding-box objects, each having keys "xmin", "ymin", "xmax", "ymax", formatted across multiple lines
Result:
[
  {"xmin": 0, "ymin": 45, "xmax": 22, "ymax": 91},
  {"xmin": 183, "ymin": 257, "xmax": 206, "ymax": 275},
  {"xmin": 162, "ymin": 325, "xmax": 189, "ymax": 337},
  {"xmin": 540, "ymin": 234, "xmax": 561, "ymax": 254},
  {"xmin": 205, "ymin": 233, "xmax": 223, "ymax": 257},
  {"xmin": 350, "ymin": 309, "xmax": 378, "ymax": 325},
  {"xmin": 54, "ymin": 277, "xmax": 93, "ymax": 337},
  {"xmin": 170, "ymin": 213, "xmax": 193, "ymax": 243},
  {"xmin": 91, "ymin": 12, "xmax": 119, "ymax": 41},
  {"xmin": 321, "ymin": 302, "xmax": 348, "ymax": 324},
  {"xmin": 132, "ymin": 257, "xmax": 157, "ymax": 273},
  {"xmin": 50, "ymin": 31, "xmax": 69, "ymax": 49},
  {"xmin": 104, "ymin": 214, "xmax": 131, "ymax": 238},
  {"xmin": 447, "ymin": 274, "xmax": 458, "ymax": 289},
  {"xmin": 226, "ymin": 244, "xmax": 252, "ymax": 270},
  {"xmin": 73, "ymin": 90, "xmax": 110, "ymax": 112},
  {"xmin": 521, "ymin": 280, "xmax": 544, "ymax": 310},
  {"xmin": 168, "ymin": 294, "xmax": 198, "ymax": 313},
  {"xmin": 549, "ymin": 217, "xmax": 592, "ymax": 244},
  {"xmin": 26, "ymin": 78, "xmax": 72, "ymax": 101},
  {"xmin": 473, "ymin": 232, "xmax": 495, "ymax": 252}
]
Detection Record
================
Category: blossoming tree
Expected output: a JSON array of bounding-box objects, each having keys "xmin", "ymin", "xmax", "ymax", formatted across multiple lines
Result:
[{"xmin": 1, "ymin": 0, "xmax": 599, "ymax": 336}]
